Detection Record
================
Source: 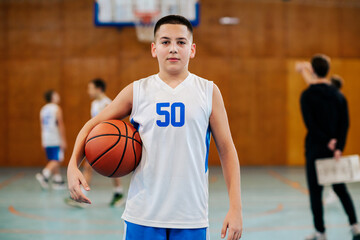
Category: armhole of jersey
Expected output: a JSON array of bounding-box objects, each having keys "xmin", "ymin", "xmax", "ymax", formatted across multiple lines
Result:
[
  {"xmin": 130, "ymin": 81, "xmax": 139, "ymax": 120},
  {"xmin": 207, "ymin": 81, "xmax": 214, "ymax": 118}
]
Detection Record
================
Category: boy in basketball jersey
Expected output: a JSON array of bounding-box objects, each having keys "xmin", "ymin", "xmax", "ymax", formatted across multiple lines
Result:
[
  {"xmin": 67, "ymin": 15, "xmax": 243, "ymax": 240},
  {"xmin": 36, "ymin": 90, "xmax": 67, "ymax": 190},
  {"xmin": 65, "ymin": 79, "xmax": 125, "ymax": 208}
]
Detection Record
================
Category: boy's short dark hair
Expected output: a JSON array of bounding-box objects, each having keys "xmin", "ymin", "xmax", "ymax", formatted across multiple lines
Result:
[
  {"xmin": 44, "ymin": 90, "xmax": 54, "ymax": 103},
  {"xmin": 154, "ymin": 15, "xmax": 193, "ymax": 37},
  {"xmin": 91, "ymin": 78, "xmax": 106, "ymax": 92},
  {"xmin": 311, "ymin": 54, "xmax": 330, "ymax": 78},
  {"xmin": 331, "ymin": 75, "xmax": 343, "ymax": 90}
]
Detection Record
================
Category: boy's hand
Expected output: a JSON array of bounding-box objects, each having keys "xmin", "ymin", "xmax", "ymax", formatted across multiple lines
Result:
[
  {"xmin": 334, "ymin": 150, "xmax": 342, "ymax": 161},
  {"xmin": 67, "ymin": 164, "xmax": 91, "ymax": 204},
  {"xmin": 295, "ymin": 62, "xmax": 304, "ymax": 72},
  {"xmin": 221, "ymin": 209, "xmax": 243, "ymax": 240},
  {"xmin": 295, "ymin": 61, "xmax": 312, "ymax": 73},
  {"xmin": 328, "ymin": 138, "xmax": 337, "ymax": 151}
]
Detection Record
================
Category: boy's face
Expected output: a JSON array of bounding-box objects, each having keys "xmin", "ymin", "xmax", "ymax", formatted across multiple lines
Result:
[
  {"xmin": 88, "ymin": 83, "xmax": 101, "ymax": 99},
  {"xmin": 151, "ymin": 24, "xmax": 196, "ymax": 75}
]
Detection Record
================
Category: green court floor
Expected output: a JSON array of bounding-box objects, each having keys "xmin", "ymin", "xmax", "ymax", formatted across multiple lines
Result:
[{"xmin": 0, "ymin": 166, "xmax": 359, "ymax": 240}]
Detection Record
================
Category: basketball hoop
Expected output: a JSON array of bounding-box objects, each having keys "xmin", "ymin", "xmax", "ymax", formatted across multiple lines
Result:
[
  {"xmin": 95, "ymin": 0, "xmax": 200, "ymax": 43},
  {"xmin": 134, "ymin": 11, "xmax": 160, "ymax": 43}
]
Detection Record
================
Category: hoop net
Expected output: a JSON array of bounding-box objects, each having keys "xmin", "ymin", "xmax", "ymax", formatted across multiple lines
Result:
[{"xmin": 134, "ymin": 11, "xmax": 160, "ymax": 43}]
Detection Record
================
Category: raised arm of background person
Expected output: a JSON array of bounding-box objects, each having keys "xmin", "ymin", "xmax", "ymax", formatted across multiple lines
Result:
[
  {"xmin": 336, "ymin": 96, "xmax": 349, "ymax": 152},
  {"xmin": 67, "ymin": 83, "xmax": 133, "ymax": 204},
  {"xmin": 300, "ymin": 91, "xmax": 330, "ymax": 144},
  {"xmin": 210, "ymin": 84, "xmax": 242, "ymax": 240},
  {"xmin": 296, "ymin": 61, "xmax": 315, "ymax": 85},
  {"xmin": 56, "ymin": 107, "xmax": 67, "ymax": 150}
]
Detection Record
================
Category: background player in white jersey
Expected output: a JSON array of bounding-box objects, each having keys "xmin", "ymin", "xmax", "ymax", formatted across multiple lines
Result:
[
  {"xmin": 67, "ymin": 15, "xmax": 243, "ymax": 240},
  {"xmin": 65, "ymin": 79, "xmax": 125, "ymax": 208},
  {"xmin": 36, "ymin": 90, "xmax": 67, "ymax": 190}
]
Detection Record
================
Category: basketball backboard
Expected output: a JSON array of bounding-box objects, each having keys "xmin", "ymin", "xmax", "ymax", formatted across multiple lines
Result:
[{"xmin": 94, "ymin": 0, "xmax": 200, "ymax": 27}]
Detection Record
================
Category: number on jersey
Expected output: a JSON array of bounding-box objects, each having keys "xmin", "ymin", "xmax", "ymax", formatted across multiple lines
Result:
[{"xmin": 156, "ymin": 102, "xmax": 185, "ymax": 127}]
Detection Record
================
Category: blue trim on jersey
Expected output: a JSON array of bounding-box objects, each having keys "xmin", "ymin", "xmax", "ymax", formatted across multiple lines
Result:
[
  {"xmin": 130, "ymin": 118, "xmax": 140, "ymax": 131},
  {"xmin": 124, "ymin": 221, "xmax": 207, "ymax": 240},
  {"xmin": 45, "ymin": 146, "xmax": 61, "ymax": 161},
  {"xmin": 205, "ymin": 126, "xmax": 211, "ymax": 173}
]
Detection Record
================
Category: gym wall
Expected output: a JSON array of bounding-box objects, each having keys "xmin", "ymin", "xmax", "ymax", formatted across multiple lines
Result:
[{"xmin": 0, "ymin": 0, "xmax": 359, "ymax": 166}]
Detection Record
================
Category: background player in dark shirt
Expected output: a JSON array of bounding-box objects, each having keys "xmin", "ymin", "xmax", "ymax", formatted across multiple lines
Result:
[{"xmin": 298, "ymin": 54, "xmax": 360, "ymax": 240}]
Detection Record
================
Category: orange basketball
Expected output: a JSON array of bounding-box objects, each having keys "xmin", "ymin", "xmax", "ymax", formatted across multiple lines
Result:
[{"xmin": 84, "ymin": 120, "xmax": 142, "ymax": 178}]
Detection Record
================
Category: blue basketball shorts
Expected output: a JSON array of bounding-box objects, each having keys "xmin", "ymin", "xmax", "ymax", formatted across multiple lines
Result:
[
  {"xmin": 45, "ymin": 146, "xmax": 63, "ymax": 162},
  {"xmin": 123, "ymin": 221, "xmax": 209, "ymax": 240}
]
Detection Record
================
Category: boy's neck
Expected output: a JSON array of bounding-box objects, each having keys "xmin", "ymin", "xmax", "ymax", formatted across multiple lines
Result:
[
  {"xmin": 313, "ymin": 77, "xmax": 329, "ymax": 85},
  {"xmin": 158, "ymin": 70, "xmax": 190, "ymax": 83},
  {"xmin": 96, "ymin": 93, "xmax": 106, "ymax": 100}
]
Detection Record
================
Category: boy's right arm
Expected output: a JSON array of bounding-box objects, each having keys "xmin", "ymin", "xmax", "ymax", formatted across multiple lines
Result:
[
  {"xmin": 296, "ymin": 61, "xmax": 315, "ymax": 85},
  {"xmin": 67, "ymin": 83, "xmax": 133, "ymax": 204}
]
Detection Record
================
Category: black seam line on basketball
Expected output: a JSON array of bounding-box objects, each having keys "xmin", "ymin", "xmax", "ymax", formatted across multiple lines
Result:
[
  {"xmin": 89, "ymin": 122, "xmax": 121, "ymax": 167},
  {"xmin": 109, "ymin": 121, "xmax": 128, "ymax": 177},
  {"xmin": 86, "ymin": 134, "xmax": 141, "ymax": 145},
  {"xmin": 132, "ymin": 131, "xmax": 137, "ymax": 170}
]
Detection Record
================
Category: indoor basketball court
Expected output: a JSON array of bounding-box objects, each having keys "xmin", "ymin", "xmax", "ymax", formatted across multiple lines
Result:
[{"xmin": 1, "ymin": 1, "xmax": 360, "ymax": 240}]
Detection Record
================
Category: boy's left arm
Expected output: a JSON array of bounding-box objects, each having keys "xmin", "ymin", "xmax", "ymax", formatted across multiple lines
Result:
[{"xmin": 210, "ymin": 84, "xmax": 242, "ymax": 240}]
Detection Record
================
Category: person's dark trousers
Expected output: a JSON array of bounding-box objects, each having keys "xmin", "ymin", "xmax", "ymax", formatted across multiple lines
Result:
[{"xmin": 305, "ymin": 146, "xmax": 358, "ymax": 233}]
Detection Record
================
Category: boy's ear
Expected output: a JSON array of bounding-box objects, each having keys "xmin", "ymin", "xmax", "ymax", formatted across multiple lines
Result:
[
  {"xmin": 190, "ymin": 43, "xmax": 196, "ymax": 59},
  {"xmin": 151, "ymin": 42, "xmax": 157, "ymax": 58}
]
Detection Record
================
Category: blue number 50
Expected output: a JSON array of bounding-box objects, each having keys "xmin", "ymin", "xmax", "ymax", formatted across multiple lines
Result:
[{"xmin": 156, "ymin": 102, "xmax": 185, "ymax": 127}]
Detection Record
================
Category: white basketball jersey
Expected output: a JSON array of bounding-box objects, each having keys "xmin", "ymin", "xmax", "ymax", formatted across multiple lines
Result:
[
  {"xmin": 122, "ymin": 73, "xmax": 213, "ymax": 229},
  {"xmin": 91, "ymin": 96, "xmax": 112, "ymax": 118},
  {"xmin": 40, "ymin": 103, "xmax": 61, "ymax": 147}
]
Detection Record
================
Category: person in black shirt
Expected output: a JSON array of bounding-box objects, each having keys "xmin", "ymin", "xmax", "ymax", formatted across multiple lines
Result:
[
  {"xmin": 297, "ymin": 54, "xmax": 360, "ymax": 240},
  {"xmin": 296, "ymin": 65, "xmax": 344, "ymax": 206}
]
